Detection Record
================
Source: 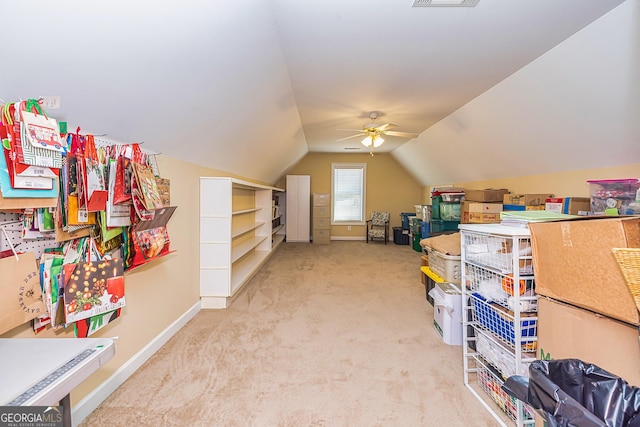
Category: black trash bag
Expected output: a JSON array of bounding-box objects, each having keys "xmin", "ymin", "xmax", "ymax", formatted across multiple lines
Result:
[{"xmin": 502, "ymin": 359, "xmax": 640, "ymax": 427}]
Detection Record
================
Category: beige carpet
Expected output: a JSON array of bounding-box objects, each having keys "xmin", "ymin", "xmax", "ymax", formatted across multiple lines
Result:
[{"xmin": 80, "ymin": 241, "xmax": 500, "ymax": 426}]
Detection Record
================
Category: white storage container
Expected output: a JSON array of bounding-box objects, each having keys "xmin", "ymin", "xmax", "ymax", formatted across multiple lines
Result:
[
  {"xmin": 428, "ymin": 283, "xmax": 463, "ymax": 345},
  {"xmin": 427, "ymin": 248, "xmax": 461, "ymax": 285}
]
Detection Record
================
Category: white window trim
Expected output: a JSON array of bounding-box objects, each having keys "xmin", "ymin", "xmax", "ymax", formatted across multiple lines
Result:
[{"xmin": 331, "ymin": 162, "xmax": 366, "ymax": 226}]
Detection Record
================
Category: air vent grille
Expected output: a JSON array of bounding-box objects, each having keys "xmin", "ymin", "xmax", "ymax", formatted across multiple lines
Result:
[{"xmin": 412, "ymin": 0, "xmax": 480, "ymax": 7}]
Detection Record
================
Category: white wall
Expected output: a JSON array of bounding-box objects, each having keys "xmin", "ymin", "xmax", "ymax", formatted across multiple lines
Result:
[{"xmin": 394, "ymin": 0, "xmax": 640, "ymax": 187}]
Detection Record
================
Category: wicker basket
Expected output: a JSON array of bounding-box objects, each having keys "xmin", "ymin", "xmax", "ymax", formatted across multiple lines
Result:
[{"xmin": 612, "ymin": 248, "xmax": 640, "ymax": 312}]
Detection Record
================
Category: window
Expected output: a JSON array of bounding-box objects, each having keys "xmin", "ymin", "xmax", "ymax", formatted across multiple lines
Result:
[{"xmin": 331, "ymin": 163, "xmax": 366, "ymax": 224}]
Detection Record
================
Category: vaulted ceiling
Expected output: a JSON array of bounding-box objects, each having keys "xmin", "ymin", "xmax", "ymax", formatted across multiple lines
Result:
[{"xmin": 2, "ymin": 0, "xmax": 635, "ymax": 185}]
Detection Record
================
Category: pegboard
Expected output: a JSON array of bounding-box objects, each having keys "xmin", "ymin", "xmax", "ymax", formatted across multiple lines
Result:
[{"xmin": 0, "ymin": 211, "xmax": 61, "ymax": 259}]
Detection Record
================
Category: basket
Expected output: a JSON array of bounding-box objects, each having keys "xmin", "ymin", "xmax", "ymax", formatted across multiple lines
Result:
[
  {"xmin": 427, "ymin": 247, "xmax": 461, "ymax": 284},
  {"xmin": 612, "ymin": 248, "xmax": 640, "ymax": 312}
]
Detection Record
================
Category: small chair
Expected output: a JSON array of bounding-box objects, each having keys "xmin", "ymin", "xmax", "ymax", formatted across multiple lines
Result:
[{"xmin": 366, "ymin": 211, "xmax": 390, "ymax": 244}]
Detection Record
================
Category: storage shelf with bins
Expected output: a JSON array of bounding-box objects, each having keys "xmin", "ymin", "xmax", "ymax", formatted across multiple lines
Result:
[
  {"xmin": 460, "ymin": 223, "xmax": 538, "ymax": 427},
  {"xmin": 199, "ymin": 177, "xmax": 284, "ymax": 309},
  {"xmin": 272, "ymin": 189, "xmax": 286, "ymax": 249}
]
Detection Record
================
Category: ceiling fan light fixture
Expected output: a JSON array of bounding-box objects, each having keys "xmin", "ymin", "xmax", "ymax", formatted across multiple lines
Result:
[{"xmin": 361, "ymin": 135, "xmax": 385, "ymax": 148}]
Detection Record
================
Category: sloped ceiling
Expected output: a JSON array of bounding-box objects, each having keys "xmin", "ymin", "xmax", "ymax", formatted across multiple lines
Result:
[{"xmin": 1, "ymin": 0, "xmax": 633, "ymax": 184}]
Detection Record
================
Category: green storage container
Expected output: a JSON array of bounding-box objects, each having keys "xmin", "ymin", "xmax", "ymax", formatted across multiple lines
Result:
[
  {"xmin": 430, "ymin": 219, "xmax": 460, "ymax": 233},
  {"xmin": 439, "ymin": 202, "xmax": 461, "ymax": 221},
  {"xmin": 412, "ymin": 233, "xmax": 422, "ymax": 252},
  {"xmin": 431, "ymin": 196, "xmax": 442, "ymax": 220}
]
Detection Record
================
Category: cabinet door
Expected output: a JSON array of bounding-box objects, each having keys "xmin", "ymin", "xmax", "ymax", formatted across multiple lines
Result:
[{"xmin": 286, "ymin": 175, "xmax": 310, "ymax": 242}]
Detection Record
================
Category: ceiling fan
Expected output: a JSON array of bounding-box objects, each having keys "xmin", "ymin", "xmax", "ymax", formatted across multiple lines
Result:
[{"xmin": 337, "ymin": 112, "xmax": 420, "ymax": 149}]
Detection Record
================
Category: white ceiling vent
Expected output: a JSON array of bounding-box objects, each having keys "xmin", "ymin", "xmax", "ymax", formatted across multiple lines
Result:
[{"xmin": 412, "ymin": 0, "xmax": 480, "ymax": 7}]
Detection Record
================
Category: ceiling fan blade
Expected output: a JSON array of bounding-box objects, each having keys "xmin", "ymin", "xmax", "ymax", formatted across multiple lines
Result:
[
  {"xmin": 337, "ymin": 128, "xmax": 368, "ymax": 132},
  {"xmin": 374, "ymin": 123, "xmax": 398, "ymax": 132},
  {"xmin": 336, "ymin": 133, "xmax": 366, "ymax": 142},
  {"xmin": 384, "ymin": 130, "xmax": 420, "ymax": 138}
]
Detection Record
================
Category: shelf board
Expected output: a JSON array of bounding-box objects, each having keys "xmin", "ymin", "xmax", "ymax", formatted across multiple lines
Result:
[
  {"xmin": 271, "ymin": 224, "xmax": 284, "ymax": 235},
  {"xmin": 272, "ymin": 233, "xmax": 285, "ymax": 249},
  {"xmin": 232, "ymin": 222, "xmax": 265, "ymax": 238},
  {"xmin": 233, "ymin": 207, "xmax": 261, "ymax": 215},
  {"xmin": 230, "ymin": 249, "xmax": 270, "ymax": 294},
  {"xmin": 231, "ymin": 235, "xmax": 268, "ymax": 263}
]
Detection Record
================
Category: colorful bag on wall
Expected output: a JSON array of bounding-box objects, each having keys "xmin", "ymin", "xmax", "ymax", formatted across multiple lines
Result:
[
  {"xmin": 128, "ymin": 226, "xmax": 171, "ymax": 270},
  {"xmin": 0, "ymin": 227, "xmax": 46, "ymax": 335}
]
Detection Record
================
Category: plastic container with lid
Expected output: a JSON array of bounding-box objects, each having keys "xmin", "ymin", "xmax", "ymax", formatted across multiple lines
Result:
[{"xmin": 587, "ymin": 178, "xmax": 640, "ymax": 215}]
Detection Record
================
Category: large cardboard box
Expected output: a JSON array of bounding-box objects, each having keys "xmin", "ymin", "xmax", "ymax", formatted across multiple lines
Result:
[
  {"xmin": 462, "ymin": 201, "xmax": 503, "ymax": 223},
  {"xmin": 537, "ymin": 297, "xmax": 640, "ymax": 387},
  {"xmin": 466, "ymin": 202, "xmax": 503, "ymax": 214},
  {"xmin": 529, "ymin": 217, "xmax": 640, "ymax": 325},
  {"xmin": 503, "ymin": 193, "xmax": 554, "ymax": 206},
  {"xmin": 463, "ymin": 188, "xmax": 509, "ymax": 203}
]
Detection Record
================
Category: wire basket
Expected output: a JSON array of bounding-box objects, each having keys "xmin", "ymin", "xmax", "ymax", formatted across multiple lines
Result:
[{"xmin": 612, "ymin": 248, "xmax": 640, "ymax": 313}]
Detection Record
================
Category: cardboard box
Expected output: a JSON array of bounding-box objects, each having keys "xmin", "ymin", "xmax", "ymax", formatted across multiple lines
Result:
[
  {"xmin": 544, "ymin": 197, "xmax": 563, "ymax": 213},
  {"xmin": 463, "ymin": 188, "xmax": 509, "ymax": 203},
  {"xmin": 468, "ymin": 212, "xmax": 501, "ymax": 224},
  {"xmin": 466, "ymin": 202, "xmax": 503, "ymax": 214},
  {"xmin": 537, "ymin": 297, "xmax": 640, "ymax": 387},
  {"xmin": 503, "ymin": 193, "xmax": 554, "ymax": 206},
  {"xmin": 461, "ymin": 202, "xmax": 470, "ymax": 224},
  {"xmin": 563, "ymin": 197, "xmax": 591, "ymax": 216},
  {"xmin": 529, "ymin": 217, "xmax": 640, "ymax": 325}
]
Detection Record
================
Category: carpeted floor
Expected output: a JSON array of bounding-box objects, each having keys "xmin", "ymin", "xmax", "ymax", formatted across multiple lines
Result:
[{"xmin": 80, "ymin": 240, "xmax": 501, "ymax": 426}]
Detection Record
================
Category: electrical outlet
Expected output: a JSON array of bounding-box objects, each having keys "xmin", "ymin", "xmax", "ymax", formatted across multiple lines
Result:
[
  {"xmin": 348, "ymin": 226, "xmax": 351, "ymax": 231},
  {"xmin": 39, "ymin": 96, "xmax": 61, "ymax": 110}
]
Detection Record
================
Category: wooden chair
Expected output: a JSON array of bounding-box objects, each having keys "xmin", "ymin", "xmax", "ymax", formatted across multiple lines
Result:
[{"xmin": 366, "ymin": 211, "xmax": 390, "ymax": 244}]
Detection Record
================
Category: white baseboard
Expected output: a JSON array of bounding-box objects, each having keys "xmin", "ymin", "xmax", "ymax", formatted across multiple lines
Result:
[
  {"xmin": 71, "ymin": 301, "xmax": 201, "ymax": 426},
  {"xmin": 330, "ymin": 236, "xmax": 366, "ymax": 241}
]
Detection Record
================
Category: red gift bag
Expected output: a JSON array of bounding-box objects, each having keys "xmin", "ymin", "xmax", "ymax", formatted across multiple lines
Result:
[{"xmin": 113, "ymin": 144, "xmax": 142, "ymax": 205}]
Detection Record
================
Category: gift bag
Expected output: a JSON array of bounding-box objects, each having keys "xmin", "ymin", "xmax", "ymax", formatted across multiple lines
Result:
[
  {"xmin": 62, "ymin": 257, "xmax": 125, "ymax": 323},
  {"xmin": 20, "ymin": 98, "xmax": 64, "ymax": 153},
  {"xmin": 129, "ymin": 226, "xmax": 171, "ymax": 270},
  {"xmin": 113, "ymin": 143, "xmax": 142, "ymax": 205},
  {"xmin": 0, "ymin": 227, "xmax": 46, "ymax": 335}
]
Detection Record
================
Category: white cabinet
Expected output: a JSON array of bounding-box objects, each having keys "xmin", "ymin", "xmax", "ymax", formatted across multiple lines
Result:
[
  {"xmin": 199, "ymin": 177, "xmax": 284, "ymax": 309},
  {"xmin": 460, "ymin": 224, "xmax": 538, "ymax": 427},
  {"xmin": 285, "ymin": 175, "xmax": 310, "ymax": 242}
]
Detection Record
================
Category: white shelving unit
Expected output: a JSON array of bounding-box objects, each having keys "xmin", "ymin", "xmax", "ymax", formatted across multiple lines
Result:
[
  {"xmin": 199, "ymin": 177, "xmax": 284, "ymax": 309},
  {"xmin": 272, "ymin": 189, "xmax": 286, "ymax": 249},
  {"xmin": 460, "ymin": 224, "xmax": 538, "ymax": 427}
]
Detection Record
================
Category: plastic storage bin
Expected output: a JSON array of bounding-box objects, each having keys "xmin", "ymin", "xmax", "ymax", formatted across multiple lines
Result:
[
  {"xmin": 428, "ymin": 282, "xmax": 463, "ymax": 345},
  {"xmin": 427, "ymin": 247, "xmax": 461, "ymax": 284},
  {"xmin": 431, "ymin": 196, "xmax": 442, "ymax": 220},
  {"xmin": 587, "ymin": 178, "xmax": 640, "ymax": 215},
  {"xmin": 440, "ymin": 202, "xmax": 461, "ymax": 221},
  {"xmin": 421, "ymin": 221, "xmax": 430, "ymax": 238},
  {"xmin": 393, "ymin": 227, "xmax": 409, "ymax": 245},
  {"xmin": 421, "ymin": 266, "xmax": 444, "ymax": 306},
  {"xmin": 430, "ymin": 219, "xmax": 459, "ymax": 233},
  {"xmin": 400, "ymin": 212, "xmax": 417, "ymax": 230}
]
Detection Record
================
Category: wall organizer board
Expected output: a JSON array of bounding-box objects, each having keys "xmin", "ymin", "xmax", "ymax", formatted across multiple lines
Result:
[{"xmin": 0, "ymin": 97, "xmax": 178, "ymax": 338}]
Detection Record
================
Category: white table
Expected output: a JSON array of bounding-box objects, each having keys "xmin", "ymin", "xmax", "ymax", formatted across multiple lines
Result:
[{"xmin": 0, "ymin": 337, "xmax": 116, "ymax": 427}]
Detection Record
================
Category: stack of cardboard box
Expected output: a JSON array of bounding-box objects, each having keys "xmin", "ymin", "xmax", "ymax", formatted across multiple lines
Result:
[
  {"xmin": 461, "ymin": 189, "xmax": 509, "ymax": 224},
  {"xmin": 529, "ymin": 216, "xmax": 640, "ymax": 388}
]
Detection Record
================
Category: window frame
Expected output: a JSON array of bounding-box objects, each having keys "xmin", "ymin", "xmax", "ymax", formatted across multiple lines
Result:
[{"xmin": 331, "ymin": 163, "xmax": 366, "ymax": 226}]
